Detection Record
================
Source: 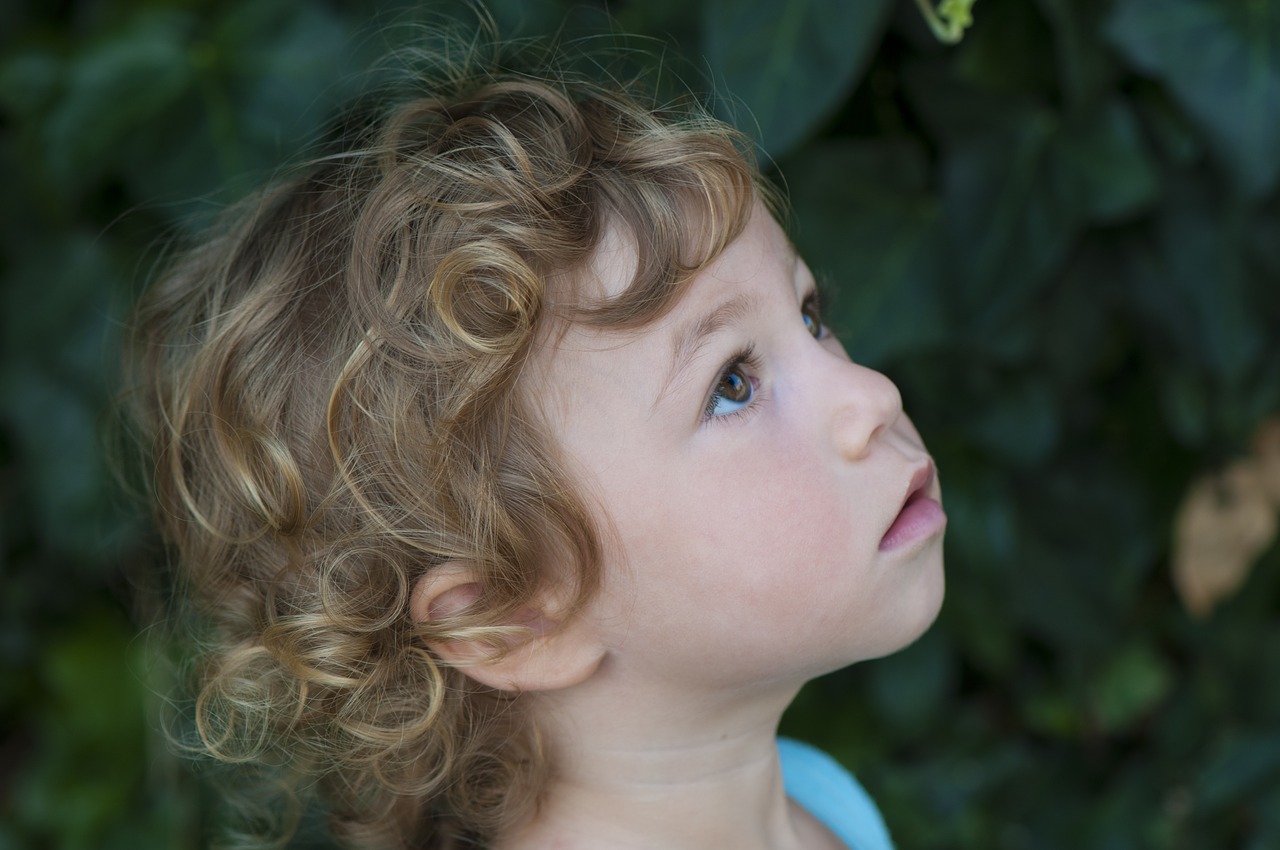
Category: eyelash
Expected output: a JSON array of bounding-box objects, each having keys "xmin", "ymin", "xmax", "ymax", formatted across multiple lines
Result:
[
  {"xmin": 801, "ymin": 291, "xmax": 826, "ymax": 340},
  {"xmin": 703, "ymin": 345, "xmax": 761, "ymax": 423},
  {"xmin": 700, "ymin": 290, "xmax": 827, "ymax": 424}
]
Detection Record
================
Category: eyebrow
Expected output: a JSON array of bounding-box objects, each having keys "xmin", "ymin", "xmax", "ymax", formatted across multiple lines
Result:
[{"xmin": 655, "ymin": 292, "xmax": 761, "ymax": 408}]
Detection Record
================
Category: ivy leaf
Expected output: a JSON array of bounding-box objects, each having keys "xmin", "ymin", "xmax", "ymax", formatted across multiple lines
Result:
[
  {"xmin": 903, "ymin": 65, "xmax": 1076, "ymax": 325},
  {"xmin": 950, "ymin": 0, "xmax": 1058, "ymax": 95},
  {"xmin": 9, "ymin": 611, "xmax": 147, "ymax": 849},
  {"xmin": 1033, "ymin": 0, "xmax": 1121, "ymax": 106},
  {"xmin": 0, "ymin": 47, "xmax": 60, "ymax": 119},
  {"xmin": 1199, "ymin": 731, "xmax": 1280, "ymax": 810},
  {"xmin": 967, "ymin": 380, "xmax": 1060, "ymax": 468},
  {"xmin": 1106, "ymin": 0, "xmax": 1280, "ymax": 198},
  {"xmin": 703, "ymin": 0, "xmax": 894, "ymax": 158},
  {"xmin": 217, "ymin": 1, "xmax": 355, "ymax": 171},
  {"xmin": 1138, "ymin": 176, "xmax": 1262, "ymax": 385},
  {"xmin": 42, "ymin": 10, "xmax": 194, "ymax": 194},
  {"xmin": 1012, "ymin": 537, "xmax": 1119, "ymax": 652},
  {"xmin": 866, "ymin": 628, "xmax": 956, "ymax": 739},
  {"xmin": 782, "ymin": 139, "xmax": 946, "ymax": 367},
  {"xmin": 0, "ymin": 231, "xmax": 118, "ymax": 558},
  {"xmin": 119, "ymin": 2, "xmax": 362, "ymax": 223},
  {"xmin": 1089, "ymin": 642, "xmax": 1173, "ymax": 733},
  {"xmin": 1053, "ymin": 96, "xmax": 1158, "ymax": 224}
]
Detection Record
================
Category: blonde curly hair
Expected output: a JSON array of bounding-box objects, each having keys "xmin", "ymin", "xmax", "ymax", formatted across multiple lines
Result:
[{"xmin": 125, "ymin": 39, "xmax": 761, "ymax": 850}]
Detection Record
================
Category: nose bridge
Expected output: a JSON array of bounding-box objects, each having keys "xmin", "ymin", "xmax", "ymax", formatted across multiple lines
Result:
[{"xmin": 827, "ymin": 356, "xmax": 903, "ymax": 460}]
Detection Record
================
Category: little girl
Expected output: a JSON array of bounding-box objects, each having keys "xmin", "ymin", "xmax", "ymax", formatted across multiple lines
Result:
[{"xmin": 127, "ymin": 36, "xmax": 945, "ymax": 850}]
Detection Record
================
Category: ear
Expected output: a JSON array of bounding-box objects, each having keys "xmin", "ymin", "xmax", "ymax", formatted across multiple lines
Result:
[{"xmin": 410, "ymin": 562, "xmax": 605, "ymax": 693}]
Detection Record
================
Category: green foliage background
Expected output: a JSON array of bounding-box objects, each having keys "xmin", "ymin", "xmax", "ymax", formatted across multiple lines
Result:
[{"xmin": 3, "ymin": 0, "xmax": 1279, "ymax": 847}]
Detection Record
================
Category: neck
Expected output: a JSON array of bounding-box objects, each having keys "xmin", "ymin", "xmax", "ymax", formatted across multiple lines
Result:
[{"xmin": 495, "ymin": 674, "xmax": 839, "ymax": 850}]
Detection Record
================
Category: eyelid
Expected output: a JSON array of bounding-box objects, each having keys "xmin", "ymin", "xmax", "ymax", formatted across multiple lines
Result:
[
  {"xmin": 800, "ymin": 287, "xmax": 827, "ymax": 340},
  {"xmin": 702, "ymin": 345, "xmax": 761, "ymax": 423},
  {"xmin": 694, "ymin": 281, "xmax": 828, "ymax": 423},
  {"xmin": 804, "ymin": 278, "xmax": 831, "ymax": 315},
  {"xmin": 802, "ymin": 290, "xmax": 820, "ymax": 317},
  {"xmin": 810, "ymin": 273, "xmax": 837, "ymax": 310}
]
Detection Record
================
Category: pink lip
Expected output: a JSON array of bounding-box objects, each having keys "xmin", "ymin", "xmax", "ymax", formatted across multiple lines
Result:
[{"xmin": 879, "ymin": 461, "xmax": 947, "ymax": 552}]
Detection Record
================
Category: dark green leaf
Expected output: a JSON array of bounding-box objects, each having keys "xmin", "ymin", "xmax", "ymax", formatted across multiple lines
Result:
[
  {"xmin": 9, "ymin": 611, "xmax": 148, "ymax": 849},
  {"xmin": 1011, "ymin": 538, "xmax": 1118, "ymax": 652},
  {"xmin": 1158, "ymin": 368, "xmax": 1211, "ymax": 446},
  {"xmin": 1053, "ymin": 96, "xmax": 1158, "ymax": 223},
  {"xmin": 903, "ymin": 62, "xmax": 1078, "ymax": 321},
  {"xmin": 0, "ymin": 367, "xmax": 108, "ymax": 558},
  {"xmin": 486, "ymin": 0, "xmax": 580, "ymax": 36},
  {"xmin": 1089, "ymin": 642, "xmax": 1174, "ymax": 733},
  {"xmin": 0, "ymin": 231, "xmax": 118, "ymax": 558},
  {"xmin": 1021, "ymin": 687, "xmax": 1078, "ymax": 738},
  {"xmin": 1199, "ymin": 731, "xmax": 1280, "ymax": 810},
  {"xmin": 1033, "ymin": 0, "xmax": 1121, "ymax": 106},
  {"xmin": 966, "ymin": 379, "xmax": 1059, "ymax": 466},
  {"xmin": 42, "ymin": 10, "xmax": 195, "ymax": 191},
  {"xmin": 1125, "ymin": 177, "xmax": 1264, "ymax": 385},
  {"xmin": 782, "ymin": 138, "xmax": 946, "ymax": 367},
  {"xmin": 951, "ymin": 0, "xmax": 1058, "ymax": 96},
  {"xmin": 946, "ymin": 588, "xmax": 1018, "ymax": 676},
  {"xmin": 1106, "ymin": 0, "xmax": 1280, "ymax": 198},
  {"xmin": 936, "ymin": 460, "xmax": 1019, "ymax": 576},
  {"xmin": 218, "ymin": 2, "xmax": 356, "ymax": 164},
  {"xmin": 0, "ymin": 48, "xmax": 60, "ymax": 118},
  {"xmin": 1129, "ymin": 78, "xmax": 1203, "ymax": 166},
  {"xmin": 867, "ymin": 628, "xmax": 956, "ymax": 738},
  {"xmin": 703, "ymin": 0, "xmax": 894, "ymax": 158}
]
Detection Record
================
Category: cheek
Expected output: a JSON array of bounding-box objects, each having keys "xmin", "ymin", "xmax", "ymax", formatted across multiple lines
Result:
[{"xmin": 624, "ymin": 437, "xmax": 878, "ymax": 598}]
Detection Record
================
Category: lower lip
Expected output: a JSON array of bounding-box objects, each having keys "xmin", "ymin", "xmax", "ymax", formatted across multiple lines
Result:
[{"xmin": 879, "ymin": 496, "xmax": 947, "ymax": 551}]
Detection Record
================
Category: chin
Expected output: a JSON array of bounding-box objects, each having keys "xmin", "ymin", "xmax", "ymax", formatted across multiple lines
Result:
[
  {"xmin": 902, "ymin": 548, "xmax": 947, "ymax": 645},
  {"xmin": 871, "ymin": 546, "xmax": 946, "ymax": 662}
]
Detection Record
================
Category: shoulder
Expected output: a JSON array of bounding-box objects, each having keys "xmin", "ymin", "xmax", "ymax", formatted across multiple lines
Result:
[{"xmin": 778, "ymin": 737, "xmax": 895, "ymax": 850}]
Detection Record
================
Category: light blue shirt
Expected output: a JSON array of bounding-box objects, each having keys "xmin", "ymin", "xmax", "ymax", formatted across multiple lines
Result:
[{"xmin": 778, "ymin": 738, "xmax": 895, "ymax": 850}]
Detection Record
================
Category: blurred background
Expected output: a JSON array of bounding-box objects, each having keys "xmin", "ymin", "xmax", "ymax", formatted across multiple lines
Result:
[{"xmin": 2, "ymin": 0, "xmax": 1279, "ymax": 847}]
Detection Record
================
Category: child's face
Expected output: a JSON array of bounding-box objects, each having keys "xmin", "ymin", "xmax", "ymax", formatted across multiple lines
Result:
[{"xmin": 532, "ymin": 205, "xmax": 945, "ymax": 694}]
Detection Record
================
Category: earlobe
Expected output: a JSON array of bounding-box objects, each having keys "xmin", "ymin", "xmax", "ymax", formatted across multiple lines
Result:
[{"xmin": 410, "ymin": 563, "xmax": 605, "ymax": 693}]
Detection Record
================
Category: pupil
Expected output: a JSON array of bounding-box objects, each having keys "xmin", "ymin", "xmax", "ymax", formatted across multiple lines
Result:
[{"xmin": 723, "ymin": 370, "xmax": 750, "ymax": 402}]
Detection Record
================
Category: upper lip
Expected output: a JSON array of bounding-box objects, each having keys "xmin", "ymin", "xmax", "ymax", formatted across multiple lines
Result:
[{"xmin": 898, "ymin": 461, "xmax": 935, "ymax": 514}]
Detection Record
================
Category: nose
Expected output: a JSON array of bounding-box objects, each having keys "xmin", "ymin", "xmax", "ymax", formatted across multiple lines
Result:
[{"xmin": 828, "ymin": 359, "xmax": 903, "ymax": 461}]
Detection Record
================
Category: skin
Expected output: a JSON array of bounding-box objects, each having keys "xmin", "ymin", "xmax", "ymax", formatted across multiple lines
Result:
[{"xmin": 423, "ymin": 204, "xmax": 946, "ymax": 849}]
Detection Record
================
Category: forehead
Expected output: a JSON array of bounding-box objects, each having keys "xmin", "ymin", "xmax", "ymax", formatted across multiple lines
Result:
[
  {"xmin": 553, "ymin": 203, "xmax": 797, "ymax": 338},
  {"xmin": 528, "ymin": 205, "xmax": 800, "ymax": 403}
]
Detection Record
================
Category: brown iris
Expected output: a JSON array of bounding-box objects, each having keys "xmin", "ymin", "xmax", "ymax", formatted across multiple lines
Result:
[
  {"xmin": 717, "ymin": 368, "xmax": 751, "ymax": 403},
  {"xmin": 801, "ymin": 296, "xmax": 823, "ymax": 339}
]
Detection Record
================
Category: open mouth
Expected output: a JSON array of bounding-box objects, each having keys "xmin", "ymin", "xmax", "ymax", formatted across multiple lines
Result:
[{"xmin": 879, "ymin": 462, "xmax": 946, "ymax": 551}]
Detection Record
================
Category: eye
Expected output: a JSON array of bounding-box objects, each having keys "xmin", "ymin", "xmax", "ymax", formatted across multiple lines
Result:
[
  {"xmin": 801, "ymin": 294, "xmax": 825, "ymax": 339},
  {"xmin": 705, "ymin": 357, "xmax": 755, "ymax": 419}
]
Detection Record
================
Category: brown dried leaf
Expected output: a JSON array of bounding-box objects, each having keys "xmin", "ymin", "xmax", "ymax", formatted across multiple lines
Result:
[
  {"xmin": 1252, "ymin": 415, "xmax": 1280, "ymax": 507},
  {"xmin": 1173, "ymin": 456, "xmax": 1277, "ymax": 619}
]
